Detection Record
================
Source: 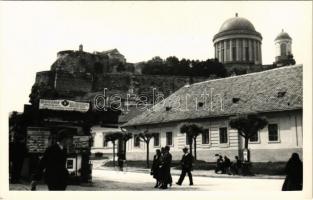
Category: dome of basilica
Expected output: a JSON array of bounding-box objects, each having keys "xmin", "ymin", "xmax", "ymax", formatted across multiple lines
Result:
[
  {"xmin": 218, "ymin": 16, "xmax": 256, "ymax": 33},
  {"xmin": 213, "ymin": 14, "xmax": 263, "ymax": 66}
]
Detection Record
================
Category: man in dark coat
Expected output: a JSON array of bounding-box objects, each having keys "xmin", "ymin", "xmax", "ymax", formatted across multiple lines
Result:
[
  {"xmin": 223, "ymin": 156, "xmax": 231, "ymax": 174},
  {"xmin": 231, "ymin": 156, "xmax": 242, "ymax": 175},
  {"xmin": 160, "ymin": 146, "xmax": 172, "ymax": 189},
  {"xmin": 30, "ymin": 131, "xmax": 71, "ymax": 191},
  {"xmin": 282, "ymin": 153, "xmax": 303, "ymax": 191},
  {"xmin": 215, "ymin": 155, "xmax": 224, "ymax": 174},
  {"xmin": 176, "ymin": 147, "xmax": 194, "ymax": 186}
]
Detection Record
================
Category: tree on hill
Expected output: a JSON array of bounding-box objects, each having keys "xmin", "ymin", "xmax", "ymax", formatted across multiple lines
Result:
[
  {"xmin": 165, "ymin": 56, "xmax": 180, "ymax": 75},
  {"xmin": 142, "ymin": 56, "xmax": 166, "ymax": 75},
  {"xmin": 141, "ymin": 56, "xmax": 226, "ymax": 77}
]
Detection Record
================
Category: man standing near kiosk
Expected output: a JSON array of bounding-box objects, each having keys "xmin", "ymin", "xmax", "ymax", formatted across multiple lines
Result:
[{"xmin": 30, "ymin": 130, "xmax": 71, "ymax": 191}]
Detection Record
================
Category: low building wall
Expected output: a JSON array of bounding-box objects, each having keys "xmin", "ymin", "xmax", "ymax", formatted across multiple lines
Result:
[{"xmin": 123, "ymin": 147, "xmax": 302, "ymax": 162}]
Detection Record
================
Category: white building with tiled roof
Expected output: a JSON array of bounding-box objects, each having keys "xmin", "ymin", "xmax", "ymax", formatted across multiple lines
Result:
[{"xmin": 122, "ymin": 65, "xmax": 303, "ymax": 162}]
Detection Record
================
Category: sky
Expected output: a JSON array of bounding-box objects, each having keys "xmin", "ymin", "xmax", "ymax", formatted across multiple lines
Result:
[{"xmin": 0, "ymin": 1, "xmax": 312, "ymax": 112}]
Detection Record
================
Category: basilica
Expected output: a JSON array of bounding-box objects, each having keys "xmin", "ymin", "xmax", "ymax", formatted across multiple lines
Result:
[{"xmin": 212, "ymin": 14, "xmax": 295, "ymax": 74}]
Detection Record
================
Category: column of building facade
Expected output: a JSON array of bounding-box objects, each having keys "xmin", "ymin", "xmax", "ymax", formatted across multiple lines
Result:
[
  {"xmin": 259, "ymin": 42, "xmax": 262, "ymax": 64},
  {"xmin": 251, "ymin": 40, "xmax": 254, "ymax": 62},
  {"xmin": 223, "ymin": 40, "xmax": 227, "ymax": 63},
  {"xmin": 217, "ymin": 42, "xmax": 220, "ymax": 62},
  {"xmin": 242, "ymin": 39, "xmax": 246, "ymax": 62},
  {"xmin": 248, "ymin": 39, "xmax": 253, "ymax": 62},
  {"xmin": 214, "ymin": 44, "xmax": 216, "ymax": 58},
  {"xmin": 218, "ymin": 42, "xmax": 222, "ymax": 62},
  {"xmin": 229, "ymin": 39, "xmax": 233, "ymax": 62},
  {"xmin": 251, "ymin": 39, "xmax": 254, "ymax": 62},
  {"xmin": 236, "ymin": 39, "xmax": 240, "ymax": 61},
  {"xmin": 221, "ymin": 41, "xmax": 223, "ymax": 62},
  {"xmin": 253, "ymin": 40, "xmax": 257, "ymax": 64},
  {"xmin": 215, "ymin": 42, "xmax": 218, "ymax": 61},
  {"xmin": 216, "ymin": 43, "xmax": 219, "ymax": 60}
]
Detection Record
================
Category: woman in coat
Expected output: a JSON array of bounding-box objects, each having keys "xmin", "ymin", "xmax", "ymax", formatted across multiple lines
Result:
[
  {"xmin": 159, "ymin": 146, "xmax": 172, "ymax": 189},
  {"xmin": 151, "ymin": 149, "xmax": 161, "ymax": 188},
  {"xmin": 282, "ymin": 153, "xmax": 303, "ymax": 191}
]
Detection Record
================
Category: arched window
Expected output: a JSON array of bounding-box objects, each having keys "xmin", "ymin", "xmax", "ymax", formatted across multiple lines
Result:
[{"xmin": 280, "ymin": 43, "xmax": 287, "ymax": 56}]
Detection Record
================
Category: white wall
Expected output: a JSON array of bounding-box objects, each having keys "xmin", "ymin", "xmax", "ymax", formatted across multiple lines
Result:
[
  {"xmin": 248, "ymin": 111, "xmax": 302, "ymax": 149},
  {"xmin": 90, "ymin": 125, "xmax": 117, "ymax": 154},
  {"xmin": 123, "ymin": 110, "xmax": 302, "ymax": 161}
]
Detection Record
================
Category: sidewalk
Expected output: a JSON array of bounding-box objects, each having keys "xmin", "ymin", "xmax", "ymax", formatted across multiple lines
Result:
[
  {"xmin": 10, "ymin": 169, "xmax": 284, "ymax": 191},
  {"xmin": 91, "ymin": 159, "xmax": 285, "ymax": 180}
]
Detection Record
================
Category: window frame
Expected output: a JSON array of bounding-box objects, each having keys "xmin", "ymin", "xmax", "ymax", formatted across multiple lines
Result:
[
  {"xmin": 166, "ymin": 132, "xmax": 173, "ymax": 146},
  {"xmin": 153, "ymin": 133, "xmax": 160, "ymax": 147},
  {"xmin": 249, "ymin": 131, "xmax": 261, "ymax": 144},
  {"xmin": 202, "ymin": 129, "xmax": 210, "ymax": 144},
  {"xmin": 280, "ymin": 43, "xmax": 287, "ymax": 56},
  {"xmin": 186, "ymin": 134, "xmax": 192, "ymax": 145},
  {"xmin": 219, "ymin": 127, "xmax": 228, "ymax": 144},
  {"xmin": 268, "ymin": 123, "xmax": 280, "ymax": 143}
]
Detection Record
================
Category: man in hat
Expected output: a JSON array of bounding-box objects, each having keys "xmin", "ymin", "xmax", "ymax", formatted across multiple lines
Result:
[
  {"xmin": 176, "ymin": 147, "xmax": 194, "ymax": 186},
  {"xmin": 30, "ymin": 130, "xmax": 72, "ymax": 191}
]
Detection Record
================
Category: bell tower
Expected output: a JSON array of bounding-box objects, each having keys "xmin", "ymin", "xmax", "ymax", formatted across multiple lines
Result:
[{"xmin": 274, "ymin": 29, "xmax": 292, "ymax": 63}]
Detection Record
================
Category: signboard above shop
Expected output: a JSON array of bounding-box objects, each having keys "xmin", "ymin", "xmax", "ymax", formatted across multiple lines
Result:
[{"xmin": 39, "ymin": 99, "xmax": 90, "ymax": 113}]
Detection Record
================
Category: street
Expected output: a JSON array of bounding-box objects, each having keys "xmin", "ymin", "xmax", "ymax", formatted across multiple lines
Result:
[{"xmin": 10, "ymin": 167, "xmax": 284, "ymax": 191}]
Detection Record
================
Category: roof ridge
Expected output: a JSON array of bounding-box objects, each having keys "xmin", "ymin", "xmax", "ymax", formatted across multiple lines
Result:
[{"xmin": 190, "ymin": 64, "xmax": 302, "ymax": 87}]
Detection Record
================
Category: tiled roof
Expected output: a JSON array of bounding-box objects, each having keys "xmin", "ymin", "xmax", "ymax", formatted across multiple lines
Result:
[
  {"xmin": 118, "ymin": 105, "xmax": 147, "ymax": 124},
  {"xmin": 123, "ymin": 65, "xmax": 303, "ymax": 127}
]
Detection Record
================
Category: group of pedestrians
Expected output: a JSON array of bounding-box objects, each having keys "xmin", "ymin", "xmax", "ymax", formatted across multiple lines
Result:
[
  {"xmin": 150, "ymin": 146, "xmax": 173, "ymax": 189},
  {"xmin": 151, "ymin": 146, "xmax": 194, "ymax": 189},
  {"xmin": 215, "ymin": 154, "xmax": 242, "ymax": 175}
]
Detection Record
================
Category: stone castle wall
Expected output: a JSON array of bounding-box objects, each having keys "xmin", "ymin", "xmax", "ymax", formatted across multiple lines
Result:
[
  {"xmin": 35, "ymin": 71, "xmax": 55, "ymax": 86},
  {"xmin": 54, "ymin": 71, "xmax": 93, "ymax": 93},
  {"xmin": 94, "ymin": 73, "xmax": 208, "ymax": 98},
  {"xmin": 35, "ymin": 70, "xmax": 209, "ymax": 101}
]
